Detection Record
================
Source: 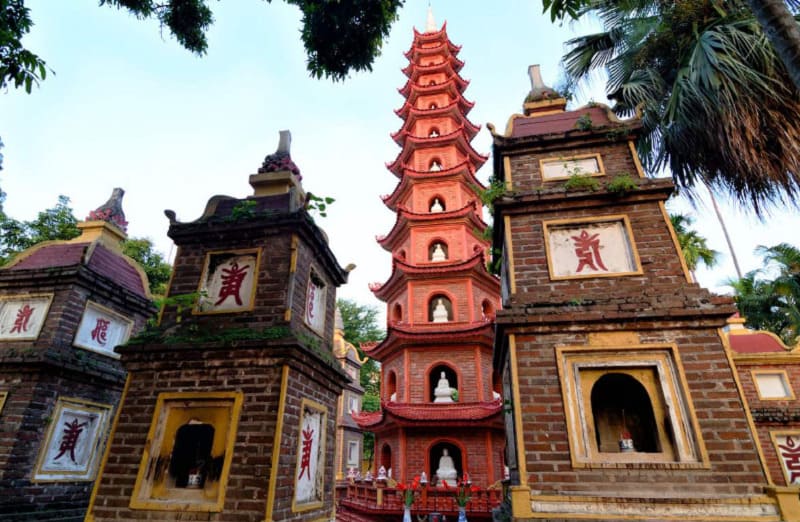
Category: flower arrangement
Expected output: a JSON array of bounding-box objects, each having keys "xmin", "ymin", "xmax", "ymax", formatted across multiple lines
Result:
[
  {"xmin": 396, "ymin": 475, "xmax": 420, "ymax": 507},
  {"xmin": 442, "ymin": 479, "xmax": 480, "ymax": 507}
]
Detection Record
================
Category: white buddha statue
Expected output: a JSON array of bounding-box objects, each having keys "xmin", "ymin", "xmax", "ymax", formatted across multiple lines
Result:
[
  {"xmin": 430, "ymin": 198, "xmax": 444, "ymax": 213},
  {"xmin": 431, "ymin": 243, "xmax": 446, "ymax": 262},
  {"xmin": 436, "ymin": 449, "xmax": 457, "ymax": 482},
  {"xmin": 433, "ymin": 371, "xmax": 454, "ymax": 403},
  {"xmin": 430, "ymin": 161, "xmax": 442, "ymax": 172},
  {"xmin": 432, "ymin": 299, "xmax": 449, "ymax": 323},
  {"xmin": 377, "ymin": 466, "xmax": 387, "ymax": 481}
]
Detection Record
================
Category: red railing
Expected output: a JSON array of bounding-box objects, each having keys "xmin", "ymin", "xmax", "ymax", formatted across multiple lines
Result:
[{"xmin": 337, "ymin": 482, "xmax": 502, "ymax": 520}]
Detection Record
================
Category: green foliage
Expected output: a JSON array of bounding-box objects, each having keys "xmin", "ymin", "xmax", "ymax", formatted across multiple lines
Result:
[
  {"xmin": 229, "ymin": 199, "xmax": 257, "ymax": 221},
  {"xmin": 561, "ymin": 0, "xmax": 800, "ymax": 213},
  {"xmin": 542, "ymin": 0, "xmax": 589, "ymax": 22},
  {"xmin": 563, "ymin": 174, "xmax": 600, "ymax": 192},
  {"xmin": 605, "ymin": 173, "xmax": 638, "ymax": 194},
  {"xmin": 306, "ymin": 193, "xmax": 335, "ymax": 219},
  {"xmin": 729, "ymin": 243, "xmax": 800, "ymax": 346},
  {"xmin": 0, "ymin": 0, "xmax": 48, "ymax": 93},
  {"xmin": 476, "ymin": 178, "xmax": 506, "ymax": 214},
  {"xmin": 450, "ymin": 389, "xmax": 459, "ymax": 402},
  {"xmin": 337, "ymin": 299, "xmax": 384, "ymax": 347},
  {"xmin": 128, "ymin": 323, "xmax": 290, "ymax": 346},
  {"xmin": 0, "ymin": 190, "xmax": 80, "ymax": 264},
  {"xmin": 574, "ymin": 113, "xmax": 593, "ymax": 131},
  {"xmin": 669, "ymin": 214, "xmax": 719, "ymax": 273},
  {"xmin": 122, "ymin": 238, "xmax": 172, "ymax": 296}
]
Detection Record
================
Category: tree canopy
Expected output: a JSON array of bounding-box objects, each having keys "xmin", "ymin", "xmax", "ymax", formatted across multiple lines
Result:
[
  {"xmin": 670, "ymin": 213, "xmax": 719, "ymax": 274},
  {"xmin": 553, "ymin": 0, "xmax": 800, "ymax": 213},
  {"xmin": 729, "ymin": 243, "xmax": 800, "ymax": 346},
  {"xmin": 1, "ymin": 0, "xmax": 404, "ymax": 89}
]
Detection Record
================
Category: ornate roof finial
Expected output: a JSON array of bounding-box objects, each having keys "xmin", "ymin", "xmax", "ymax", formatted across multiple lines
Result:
[
  {"xmin": 425, "ymin": 4, "xmax": 437, "ymax": 33},
  {"xmin": 258, "ymin": 129, "xmax": 301, "ymax": 179},
  {"xmin": 524, "ymin": 64, "xmax": 566, "ymax": 115},
  {"xmin": 86, "ymin": 187, "xmax": 128, "ymax": 232}
]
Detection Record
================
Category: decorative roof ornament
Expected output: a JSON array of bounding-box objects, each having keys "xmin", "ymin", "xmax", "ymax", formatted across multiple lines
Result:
[
  {"xmin": 86, "ymin": 187, "xmax": 129, "ymax": 232},
  {"xmin": 526, "ymin": 65, "xmax": 560, "ymax": 103},
  {"xmin": 258, "ymin": 129, "xmax": 301, "ymax": 179},
  {"xmin": 425, "ymin": 4, "xmax": 437, "ymax": 33}
]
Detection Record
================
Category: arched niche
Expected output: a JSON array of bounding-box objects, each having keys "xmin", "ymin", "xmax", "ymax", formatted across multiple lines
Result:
[
  {"xmin": 380, "ymin": 444, "xmax": 392, "ymax": 473},
  {"xmin": 481, "ymin": 299, "xmax": 495, "ymax": 320},
  {"xmin": 392, "ymin": 303, "xmax": 403, "ymax": 323},
  {"xmin": 428, "ymin": 127, "xmax": 440, "ymax": 138},
  {"xmin": 428, "ymin": 102, "xmax": 438, "ymax": 110},
  {"xmin": 429, "ymin": 364, "xmax": 458, "ymax": 403},
  {"xmin": 428, "ymin": 295, "xmax": 453, "ymax": 323},
  {"xmin": 428, "ymin": 158, "xmax": 443, "ymax": 172},
  {"xmin": 429, "ymin": 196, "xmax": 445, "ymax": 213},
  {"xmin": 386, "ymin": 370, "xmax": 397, "ymax": 402},
  {"xmin": 591, "ymin": 373, "xmax": 660, "ymax": 453},
  {"xmin": 429, "ymin": 441, "xmax": 463, "ymax": 485},
  {"xmin": 429, "ymin": 241, "xmax": 448, "ymax": 262}
]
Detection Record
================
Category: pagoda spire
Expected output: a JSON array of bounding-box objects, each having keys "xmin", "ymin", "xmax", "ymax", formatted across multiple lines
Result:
[{"xmin": 425, "ymin": 4, "xmax": 437, "ymax": 33}]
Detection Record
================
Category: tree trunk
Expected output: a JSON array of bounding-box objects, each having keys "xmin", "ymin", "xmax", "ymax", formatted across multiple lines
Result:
[{"xmin": 746, "ymin": 0, "xmax": 800, "ymax": 91}]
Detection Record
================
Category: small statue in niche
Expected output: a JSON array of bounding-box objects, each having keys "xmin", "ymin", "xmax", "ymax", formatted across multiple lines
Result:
[
  {"xmin": 432, "ymin": 299, "xmax": 449, "ymax": 323},
  {"xmin": 436, "ymin": 449, "xmax": 457, "ymax": 482},
  {"xmin": 431, "ymin": 243, "xmax": 447, "ymax": 262},
  {"xmin": 433, "ymin": 371, "xmax": 454, "ymax": 403},
  {"xmin": 430, "ymin": 198, "xmax": 444, "ymax": 213}
]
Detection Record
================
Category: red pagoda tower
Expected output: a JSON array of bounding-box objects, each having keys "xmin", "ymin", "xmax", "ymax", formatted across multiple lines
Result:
[{"xmin": 347, "ymin": 11, "xmax": 504, "ymax": 521}]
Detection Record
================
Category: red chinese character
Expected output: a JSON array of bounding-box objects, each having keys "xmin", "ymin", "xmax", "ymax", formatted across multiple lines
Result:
[
  {"xmin": 571, "ymin": 230, "xmax": 608, "ymax": 273},
  {"xmin": 298, "ymin": 427, "xmax": 314, "ymax": 480},
  {"xmin": 779, "ymin": 436, "xmax": 800, "ymax": 484},
  {"xmin": 90, "ymin": 318, "xmax": 111, "ymax": 346},
  {"xmin": 214, "ymin": 261, "xmax": 250, "ymax": 306},
  {"xmin": 54, "ymin": 418, "xmax": 88, "ymax": 464},
  {"xmin": 10, "ymin": 304, "xmax": 35, "ymax": 334},
  {"xmin": 306, "ymin": 284, "xmax": 316, "ymax": 322}
]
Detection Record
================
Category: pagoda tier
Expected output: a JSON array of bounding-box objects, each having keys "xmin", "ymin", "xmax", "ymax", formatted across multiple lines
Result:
[
  {"xmin": 392, "ymin": 115, "xmax": 480, "ymax": 146},
  {"xmin": 401, "ymin": 54, "xmax": 465, "ymax": 79},
  {"xmin": 361, "ymin": 321, "xmax": 495, "ymax": 361},
  {"xmin": 376, "ymin": 200, "xmax": 487, "ymax": 250},
  {"xmin": 353, "ymin": 400, "xmax": 503, "ymax": 431},
  {"xmin": 386, "ymin": 129, "xmax": 487, "ymax": 177},
  {"xmin": 381, "ymin": 161, "xmax": 485, "ymax": 211},
  {"xmin": 398, "ymin": 71, "xmax": 470, "ymax": 98}
]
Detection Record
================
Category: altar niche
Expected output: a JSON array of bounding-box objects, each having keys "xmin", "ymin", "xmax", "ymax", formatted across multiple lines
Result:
[{"xmin": 429, "ymin": 441, "xmax": 463, "ymax": 485}]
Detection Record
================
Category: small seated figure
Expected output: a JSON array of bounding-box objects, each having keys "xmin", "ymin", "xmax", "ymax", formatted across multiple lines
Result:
[
  {"xmin": 355, "ymin": 470, "xmax": 363, "ymax": 482},
  {"xmin": 433, "ymin": 371, "xmax": 454, "ymax": 403},
  {"xmin": 420, "ymin": 471, "xmax": 428, "ymax": 485},
  {"xmin": 429, "ymin": 129, "xmax": 439, "ymax": 137},
  {"xmin": 432, "ymin": 299, "xmax": 449, "ymax": 323},
  {"xmin": 347, "ymin": 467, "xmax": 357, "ymax": 481},
  {"xmin": 377, "ymin": 466, "xmax": 387, "ymax": 482},
  {"xmin": 436, "ymin": 449, "xmax": 457, "ymax": 482},
  {"xmin": 430, "ymin": 198, "xmax": 444, "ymax": 213},
  {"xmin": 364, "ymin": 470, "xmax": 374, "ymax": 482},
  {"xmin": 390, "ymin": 392, "xmax": 397, "ymax": 402},
  {"xmin": 492, "ymin": 390, "xmax": 501, "ymax": 400},
  {"xmin": 431, "ymin": 243, "xmax": 446, "ymax": 262},
  {"xmin": 429, "ymin": 161, "xmax": 442, "ymax": 172}
]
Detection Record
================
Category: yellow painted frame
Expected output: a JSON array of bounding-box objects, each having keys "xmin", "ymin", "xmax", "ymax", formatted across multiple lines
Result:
[
  {"xmin": 291, "ymin": 398, "xmax": 328, "ymax": 513},
  {"xmin": 752, "ymin": 370, "xmax": 796, "ymax": 401},
  {"xmin": 72, "ymin": 300, "xmax": 134, "ymax": 359},
  {"xmin": 129, "ymin": 391, "xmax": 243, "ymax": 512},
  {"xmin": 193, "ymin": 248, "xmax": 261, "ymax": 315},
  {"xmin": 32, "ymin": 396, "xmax": 113, "ymax": 482},
  {"xmin": 264, "ymin": 364, "xmax": 289, "ymax": 522},
  {"xmin": 503, "ymin": 216, "xmax": 517, "ymax": 295},
  {"xmin": 542, "ymin": 215, "xmax": 643, "ymax": 281},
  {"xmin": 0, "ymin": 391, "xmax": 6, "ymax": 414},
  {"xmin": 770, "ymin": 430, "xmax": 800, "ymax": 486},
  {"xmin": 538, "ymin": 153, "xmax": 605, "ymax": 182},
  {"xmin": 0, "ymin": 293, "xmax": 54, "ymax": 341},
  {"xmin": 555, "ymin": 343, "xmax": 709, "ymax": 469}
]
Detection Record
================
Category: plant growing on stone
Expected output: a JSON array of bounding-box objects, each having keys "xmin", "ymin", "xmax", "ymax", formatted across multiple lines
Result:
[
  {"xmin": 306, "ymin": 193, "xmax": 335, "ymax": 218},
  {"xmin": 229, "ymin": 200, "xmax": 257, "ymax": 221},
  {"xmin": 605, "ymin": 173, "xmax": 638, "ymax": 194},
  {"xmin": 564, "ymin": 173, "xmax": 600, "ymax": 192},
  {"xmin": 574, "ymin": 113, "xmax": 593, "ymax": 131}
]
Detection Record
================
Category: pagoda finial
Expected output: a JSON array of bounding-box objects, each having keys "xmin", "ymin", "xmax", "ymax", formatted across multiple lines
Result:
[
  {"xmin": 425, "ymin": 4, "xmax": 437, "ymax": 33},
  {"xmin": 524, "ymin": 64, "xmax": 567, "ymax": 115},
  {"xmin": 86, "ymin": 187, "xmax": 128, "ymax": 232},
  {"xmin": 250, "ymin": 130, "xmax": 306, "ymax": 201}
]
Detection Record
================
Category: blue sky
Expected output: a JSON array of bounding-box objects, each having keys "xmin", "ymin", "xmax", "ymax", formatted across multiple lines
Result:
[{"xmin": 2, "ymin": 0, "xmax": 798, "ymax": 317}]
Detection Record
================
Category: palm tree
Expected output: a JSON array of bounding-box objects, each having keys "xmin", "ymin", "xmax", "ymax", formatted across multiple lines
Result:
[
  {"xmin": 561, "ymin": 1, "xmax": 800, "ymax": 214},
  {"xmin": 729, "ymin": 243, "xmax": 800, "ymax": 346},
  {"xmin": 746, "ymin": 0, "xmax": 800, "ymax": 91},
  {"xmin": 669, "ymin": 213, "xmax": 719, "ymax": 281}
]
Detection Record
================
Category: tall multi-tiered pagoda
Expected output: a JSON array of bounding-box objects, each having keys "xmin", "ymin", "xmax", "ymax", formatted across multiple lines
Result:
[{"xmin": 350, "ymin": 11, "xmax": 504, "ymax": 519}]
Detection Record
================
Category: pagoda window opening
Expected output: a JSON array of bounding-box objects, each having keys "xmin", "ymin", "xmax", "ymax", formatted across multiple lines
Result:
[
  {"xmin": 429, "ymin": 102, "xmax": 438, "ymax": 110},
  {"xmin": 429, "ymin": 197, "xmax": 445, "ymax": 213},
  {"xmin": 429, "ymin": 295, "xmax": 453, "ymax": 323},
  {"xmin": 428, "ymin": 79, "xmax": 437, "ymax": 86},
  {"xmin": 429, "ymin": 364, "xmax": 458, "ymax": 402},
  {"xmin": 591, "ymin": 373, "xmax": 660, "ymax": 454},
  {"xmin": 387, "ymin": 370, "xmax": 397, "ymax": 401},
  {"xmin": 492, "ymin": 370, "xmax": 502, "ymax": 400},
  {"xmin": 429, "ymin": 158, "xmax": 443, "ymax": 172},
  {"xmin": 429, "ymin": 241, "xmax": 448, "ymax": 262},
  {"xmin": 481, "ymin": 299, "xmax": 495, "ymax": 320},
  {"xmin": 392, "ymin": 303, "xmax": 403, "ymax": 323},
  {"xmin": 429, "ymin": 127, "xmax": 440, "ymax": 138},
  {"xmin": 380, "ymin": 443, "xmax": 392, "ymax": 473},
  {"xmin": 429, "ymin": 441, "xmax": 463, "ymax": 485},
  {"xmin": 398, "ymin": 249, "xmax": 407, "ymax": 261},
  {"xmin": 169, "ymin": 422, "xmax": 215, "ymax": 488}
]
